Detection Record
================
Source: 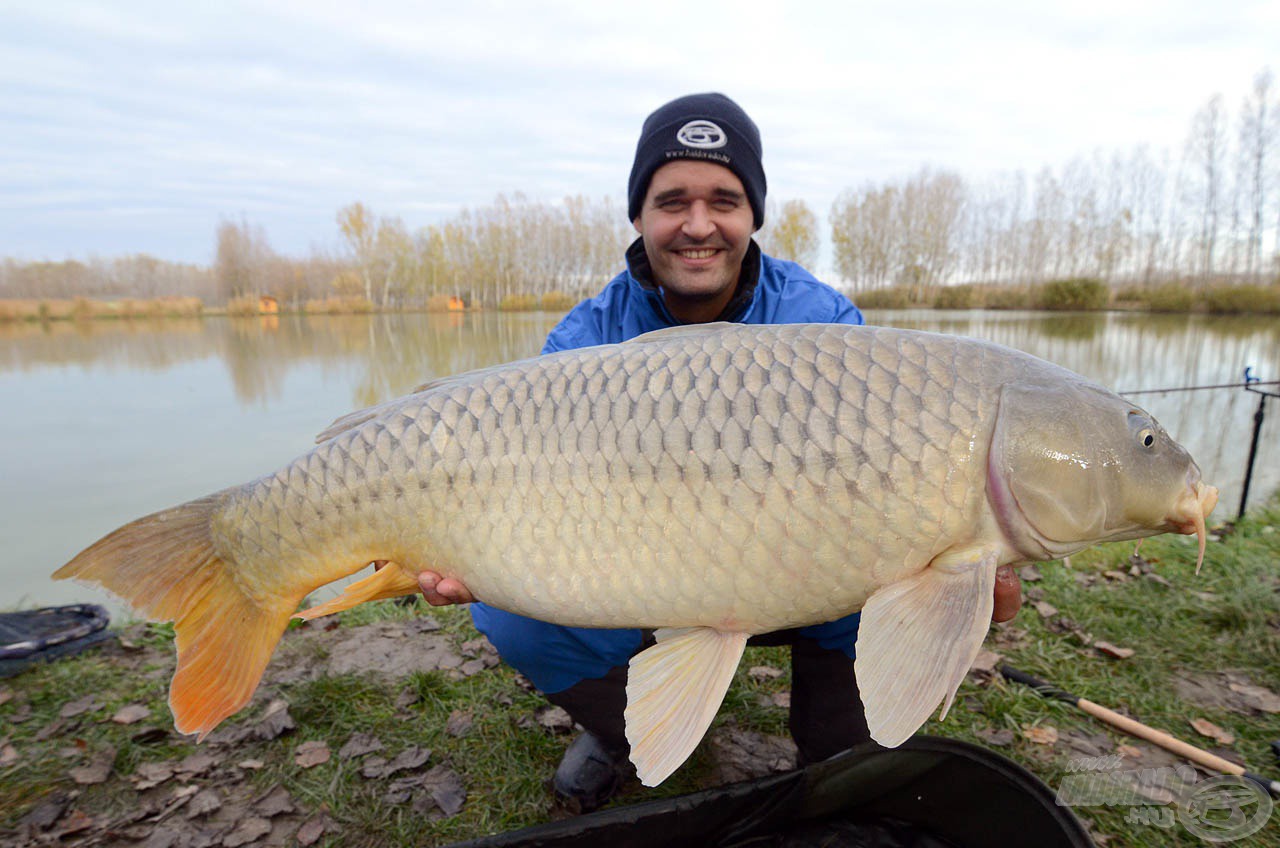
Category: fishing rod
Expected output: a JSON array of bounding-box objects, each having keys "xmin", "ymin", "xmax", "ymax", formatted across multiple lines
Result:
[{"xmin": 1000, "ymin": 665, "xmax": 1280, "ymax": 798}]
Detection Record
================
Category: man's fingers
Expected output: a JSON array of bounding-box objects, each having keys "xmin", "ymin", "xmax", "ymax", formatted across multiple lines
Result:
[
  {"xmin": 991, "ymin": 565, "xmax": 1022, "ymax": 623},
  {"xmin": 417, "ymin": 572, "xmax": 476, "ymax": 606}
]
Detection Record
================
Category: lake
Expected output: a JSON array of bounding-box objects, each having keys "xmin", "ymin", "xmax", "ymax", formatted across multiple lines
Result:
[{"xmin": 3, "ymin": 309, "xmax": 1277, "ymax": 618}]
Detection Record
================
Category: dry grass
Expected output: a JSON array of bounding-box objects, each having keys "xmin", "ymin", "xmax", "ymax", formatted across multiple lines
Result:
[
  {"xmin": 0, "ymin": 297, "xmax": 205, "ymax": 321},
  {"xmin": 302, "ymin": 296, "xmax": 375, "ymax": 314}
]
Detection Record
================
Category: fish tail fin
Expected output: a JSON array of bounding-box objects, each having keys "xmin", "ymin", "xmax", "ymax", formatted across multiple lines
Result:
[
  {"xmin": 294, "ymin": 562, "xmax": 421, "ymax": 621},
  {"xmin": 53, "ymin": 492, "xmax": 299, "ymax": 739}
]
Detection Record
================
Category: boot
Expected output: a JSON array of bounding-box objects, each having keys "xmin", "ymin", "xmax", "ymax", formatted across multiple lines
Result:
[{"xmin": 545, "ymin": 665, "xmax": 631, "ymax": 813}]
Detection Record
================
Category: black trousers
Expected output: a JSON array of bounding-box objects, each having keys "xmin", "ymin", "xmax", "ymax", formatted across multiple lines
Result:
[{"xmin": 545, "ymin": 629, "xmax": 871, "ymax": 765}]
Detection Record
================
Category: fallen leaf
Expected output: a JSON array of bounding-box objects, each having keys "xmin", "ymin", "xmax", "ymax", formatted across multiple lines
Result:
[
  {"xmin": 968, "ymin": 650, "xmax": 1003, "ymax": 675},
  {"xmin": 0, "ymin": 687, "xmax": 12, "ymax": 706},
  {"xmin": 977, "ymin": 728, "xmax": 1016, "ymax": 747},
  {"xmin": 0, "ymin": 743, "xmax": 17, "ymax": 766},
  {"xmin": 1094, "ymin": 641, "xmax": 1135, "ymax": 659},
  {"xmin": 1227, "ymin": 682, "xmax": 1280, "ymax": 714},
  {"xmin": 222, "ymin": 816, "xmax": 272, "ymax": 847},
  {"xmin": 361, "ymin": 756, "xmax": 390, "ymax": 778},
  {"xmin": 53, "ymin": 808, "xmax": 96, "ymax": 837},
  {"xmin": 771, "ymin": 692, "xmax": 791, "ymax": 709},
  {"xmin": 69, "ymin": 748, "xmax": 116, "ymax": 785},
  {"xmin": 185, "ymin": 789, "xmax": 222, "ymax": 819},
  {"xmin": 1022, "ymin": 725, "xmax": 1059, "ymax": 745},
  {"xmin": 19, "ymin": 792, "xmax": 70, "ymax": 830},
  {"xmin": 535, "ymin": 705, "xmax": 574, "ymax": 733},
  {"xmin": 112, "ymin": 704, "xmax": 151, "ymax": 725},
  {"xmin": 422, "ymin": 765, "xmax": 467, "ymax": 817},
  {"xmin": 1189, "ymin": 718, "xmax": 1236, "ymax": 745},
  {"xmin": 175, "ymin": 751, "xmax": 218, "ymax": 778},
  {"xmin": 59, "ymin": 694, "xmax": 101, "ymax": 719},
  {"xmin": 1116, "ymin": 744, "xmax": 1143, "ymax": 759},
  {"xmin": 362, "ymin": 746, "xmax": 432, "ymax": 779},
  {"xmin": 1102, "ymin": 570, "xmax": 1129, "ymax": 582},
  {"xmin": 294, "ymin": 740, "xmax": 330, "ymax": 768},
  {"xmin": 132, "ymin": 761, "xmax": 176, "ymax": 790},
  {"xmin": 338, "ymin": 732, "xmax": 384, "ymax": 759},
  {"xmin": 1144, "ymin": 573, "xmax": 1172, "ymax": 587},
  {"xmin": 445, "ymin": 710, "xmax": 474, "ymax": 738},
  {"xmin": 253, "ymin": 699, "xmax": 296, "ymax": 740},
  {"xmin": 36, "ymin": 718, "xmax": 68, "ymax": 741},
  {"xmin": 1033, "ymin": 601, "xmax": 1059, "ymax": 619},
  {"xmin": 253, "ymin": 784, "xmax": 295, "ymax": 817},
  {"xmin": 296, "ymin": 814, "xmax": 333, "ymax": 846},
  {"xmin": 1021, "ymin": 564, "xmax": 1042, "ymax": 582},
  {"xmin": 748, "ymin": 665, "xmax": 784, "ymax": 681},
  {"xmin": 237, "ymin": 758, "xmax": 265, "ymax": 770}
]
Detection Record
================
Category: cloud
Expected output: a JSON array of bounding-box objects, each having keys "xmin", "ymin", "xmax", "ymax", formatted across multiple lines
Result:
[{"xmin": 1, "ymin": 0, "xmax": 1275, "ymax": 262}]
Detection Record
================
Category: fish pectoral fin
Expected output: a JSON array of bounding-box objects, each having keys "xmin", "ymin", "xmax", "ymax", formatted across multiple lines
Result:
[
  {"xmin": 855, "ymin": 549, "xmax": 1000, "ymax": 748},
  {"xmin": 294, "ymin": 562, "xmax": 422, "ymax": 621},
  {"xmin": 624, "ymin": 626, "xmax": 749, "ymax": 787}
]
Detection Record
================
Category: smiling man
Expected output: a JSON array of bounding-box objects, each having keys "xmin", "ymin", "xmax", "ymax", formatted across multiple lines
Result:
[{"xmin": 417, "ymin": 93, "xmax": 1022, "ymax": 813}]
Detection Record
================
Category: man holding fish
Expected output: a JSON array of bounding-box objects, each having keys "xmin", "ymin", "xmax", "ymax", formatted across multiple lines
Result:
[
  {"xmin": 58, "ymin": 91, "xmax": 1214, "ymax": 808},
  {"xmin": 404, "ymin": 93, "xmax": 1025, "ymax": 811}
]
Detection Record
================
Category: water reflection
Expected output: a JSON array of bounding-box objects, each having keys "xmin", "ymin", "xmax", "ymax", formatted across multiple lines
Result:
[{"xmin": 2, "ymin": 310, "xmax": 1276, "ymax": 615}]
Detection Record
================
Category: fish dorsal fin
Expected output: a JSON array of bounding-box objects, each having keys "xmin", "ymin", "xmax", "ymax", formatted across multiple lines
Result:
[
  {"xmin": 855, "ymin": 549, "xmax": 999, "ymax": 747},
  {"xmin": 627, "ymin": 322, "xmax": 736, "ymax": 344},
  {"xmin": 624, "ymin": 626, "xmax": 749, "ymax": 786},
  {"xmin": 315, "ymin": 406, "xmax": 384, "ymax": 444}
]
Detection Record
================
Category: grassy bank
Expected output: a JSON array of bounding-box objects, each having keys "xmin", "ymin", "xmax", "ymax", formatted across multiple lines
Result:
[
  {"xmin": 2, "ymin": 499, "xmax": 1279, "ymax": 846},
  {"xmin": 4, "ymin": 280, "xmax": 1280, "ymax": 323},
  {"xmin": 855, "ymin": 279, "xmax": 1280, "ymax": 313}
]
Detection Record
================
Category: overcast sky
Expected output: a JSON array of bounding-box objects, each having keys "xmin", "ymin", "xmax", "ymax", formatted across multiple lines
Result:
[{"xmin": 2, "ymin": 0, "xmax": 1276, "ymax": 268}]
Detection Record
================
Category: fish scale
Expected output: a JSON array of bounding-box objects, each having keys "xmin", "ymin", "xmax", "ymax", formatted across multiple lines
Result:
[{"xmin": 55, "ymin": 321, "xmax": 1216, "ymax": 784}]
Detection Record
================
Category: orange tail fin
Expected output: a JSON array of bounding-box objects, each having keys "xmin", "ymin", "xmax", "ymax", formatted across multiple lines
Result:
[{"xmin": 53, "ymin": 492, "xmax": 299, "ymax": 740}]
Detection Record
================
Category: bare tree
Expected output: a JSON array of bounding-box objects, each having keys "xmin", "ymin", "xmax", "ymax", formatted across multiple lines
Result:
[
  {"xmin": 1185, "ymin": 94, "xmax": 1228, "ymax": 278},
  {"xmin": 756, "ymin": 199, "xmax": 820, "ymax": 268},
  {"xmin": 1238, "ymin": 68, "xmax": 1274, "ymax": 281}
]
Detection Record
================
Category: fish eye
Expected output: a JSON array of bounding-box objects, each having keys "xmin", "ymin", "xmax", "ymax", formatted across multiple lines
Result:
[{"xmin": 1127, "ymin": 411, "xmax": 1157, "ymax": 450}]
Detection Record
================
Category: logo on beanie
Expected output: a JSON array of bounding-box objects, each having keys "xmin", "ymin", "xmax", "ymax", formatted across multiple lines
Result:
[{"xmin": 676, "ymin": 120, "xmax": 727, "ymax": 149}]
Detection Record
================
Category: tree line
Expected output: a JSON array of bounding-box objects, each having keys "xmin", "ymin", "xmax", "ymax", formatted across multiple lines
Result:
[{"xmin": 1, "ymin": 68, "xmax": 1276, "ymax": 309}]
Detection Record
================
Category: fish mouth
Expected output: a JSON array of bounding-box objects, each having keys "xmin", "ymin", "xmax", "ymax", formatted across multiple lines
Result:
[{"xmin": 1167, "ymin": 479, "xmax": 1218, "ymax": 574}]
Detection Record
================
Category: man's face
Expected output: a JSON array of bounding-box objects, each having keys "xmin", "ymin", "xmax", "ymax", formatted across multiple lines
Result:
[{"xmin": 632, "ymin": 159, "xmax": 755, "ymax": 323}]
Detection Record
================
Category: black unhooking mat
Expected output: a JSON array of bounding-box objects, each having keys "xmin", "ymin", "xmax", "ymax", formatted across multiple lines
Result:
[
  {"xmin": 0, "ymin": 604, "xmax": 114, "ymax": 678},
  {"xmin": 445, "ymin": 736, "xmax": 1093, "ymax": 848}
]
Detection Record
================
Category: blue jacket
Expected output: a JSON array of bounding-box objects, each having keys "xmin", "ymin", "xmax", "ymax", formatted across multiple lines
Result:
[{"xmin": 543, "ymin": 239, "xmax": 863, "ymax": 353}]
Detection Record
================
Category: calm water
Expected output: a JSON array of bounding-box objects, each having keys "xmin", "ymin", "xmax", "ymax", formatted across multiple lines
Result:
[{"xmin": 3, "ymin": 310, "xmax": 1277, "ymax": 617}]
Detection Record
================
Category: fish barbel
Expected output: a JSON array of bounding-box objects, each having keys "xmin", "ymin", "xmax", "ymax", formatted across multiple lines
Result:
[{"xmin": 55, "ymin": 323, "xmax": 1217, "ymax": 785}]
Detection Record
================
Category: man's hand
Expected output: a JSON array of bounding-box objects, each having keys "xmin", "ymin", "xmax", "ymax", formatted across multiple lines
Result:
[
  {"xmin": 991, "ymin": 565, "xmax": 1022, "ymax": 623},
  {"xmin": 370, "ymin": 562, "xmax": 476, "ymax": 606},
  {"xmin": 416, "ymin": 571, "xmax": 475, "ymax": 606}
]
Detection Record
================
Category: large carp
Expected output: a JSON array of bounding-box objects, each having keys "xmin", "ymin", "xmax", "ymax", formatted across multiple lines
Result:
[{"xmin": 55, "ymin": 323, "xmax": 1217, "ymax": 785}]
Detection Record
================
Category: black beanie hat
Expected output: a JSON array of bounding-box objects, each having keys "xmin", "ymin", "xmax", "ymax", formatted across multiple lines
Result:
[{"xmin": 627, "ymin": 92, "xmax": 766, "ymax": 229}]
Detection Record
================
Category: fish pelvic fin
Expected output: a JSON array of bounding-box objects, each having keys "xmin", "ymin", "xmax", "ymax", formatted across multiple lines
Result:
[
  {"xmin": 294, "ymin": 562, "xmax": 421, "ymax": 621},
  {"xmin": 53, "ymin": 492, "xmax": 299, "ymax": 740},
  {"xmin": 855, "ymin": 548, "xmax": 999, "ymax": 748},
  {"xmin": 624, "ymin": 627, "xmax": 748, "ymax": 787}
]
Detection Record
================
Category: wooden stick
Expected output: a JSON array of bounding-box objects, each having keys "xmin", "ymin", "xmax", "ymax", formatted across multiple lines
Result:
[{"xmin": 1000, "ymin": 665, "xmax": 1280, "ymax": 796}]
